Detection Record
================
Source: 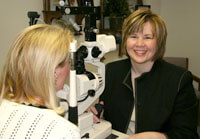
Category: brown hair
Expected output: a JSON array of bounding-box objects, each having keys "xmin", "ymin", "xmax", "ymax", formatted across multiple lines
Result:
[{"xmin": 121, "ymin": 8, "xmax": 167, "ymax": 60}]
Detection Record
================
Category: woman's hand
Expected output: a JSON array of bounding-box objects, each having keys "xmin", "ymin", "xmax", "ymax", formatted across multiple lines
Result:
[
  {"xmin": 127, "ymin": 132, "xmax": 167, "ymax": 139},
  {"xmin": 89, "ymin": 101, "xmax": 104, "ymax": 123}
]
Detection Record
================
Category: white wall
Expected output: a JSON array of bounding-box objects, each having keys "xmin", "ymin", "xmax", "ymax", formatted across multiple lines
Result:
[
  {"xmin": 142, "ymin": 0, "xmax": 200, "ymax": 77},
  {"xmin": 0, "ymin": 0, "xmax": 200, "ymax": 77},
  {"xmin": 143, "ymin": 0, "xmax": 161, "ymax": 14},
  {"xmin": 160, "ymin": 0, "xmax": 200, "ymax": 76},
  {"xmin": 0, "ymin": 1, "xmax": 43, "ymax": 74}
]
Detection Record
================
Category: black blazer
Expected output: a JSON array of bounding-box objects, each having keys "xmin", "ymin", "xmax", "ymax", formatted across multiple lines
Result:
[{"xmin": 100, "ymin": 58, "xmax": 199, "ymax": 139}]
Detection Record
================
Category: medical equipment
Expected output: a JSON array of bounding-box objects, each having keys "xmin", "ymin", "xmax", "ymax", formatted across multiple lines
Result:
[
  {"xmin": 27, "ymin": 11, "xmax": 40, "ymax": 26},
  {"xmin": 56, "ymin": 2, "xmax": 116, "ymax": 138},
  {"xmin": 28, "ymin": 2, "xmax": 117, "ymax": 137},
  {"xmin": 57, "ymin": 34, "xmax": 116, "ymax": 138}
]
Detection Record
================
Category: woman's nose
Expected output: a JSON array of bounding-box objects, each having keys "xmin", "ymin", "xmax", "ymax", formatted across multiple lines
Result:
[{"xmin": 136, "ymin": 38, "xmax": 144, "ymax": 47}]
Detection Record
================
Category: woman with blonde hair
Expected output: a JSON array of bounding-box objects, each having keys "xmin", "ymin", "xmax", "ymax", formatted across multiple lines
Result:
[{"xmin": 0, "ymin": 24, "xmax": 80, "ymax": 139}]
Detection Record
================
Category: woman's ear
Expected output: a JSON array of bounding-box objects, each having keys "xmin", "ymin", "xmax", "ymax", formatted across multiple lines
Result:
[
  {"xmin": 54, "ymin": 71, "xmax": 58, "ymax": 79},
  {"xmin": 54, "ymin": 70, "xmax": 58, "ymax": 83}
]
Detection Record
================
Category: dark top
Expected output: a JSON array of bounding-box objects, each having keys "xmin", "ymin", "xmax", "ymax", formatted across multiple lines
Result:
[{"xmin": 100, "ymin": 58, "xmax": 199, "ymax": 139}]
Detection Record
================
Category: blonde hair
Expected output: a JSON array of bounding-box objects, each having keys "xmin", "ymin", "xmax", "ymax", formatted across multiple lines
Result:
[
  {"xmin": 122, "ymin": 8, "xmax": 167, "ymax": 60},
  {"xmin": 0, "ymin": 24, "xmax": 74, "ymax": 114}
]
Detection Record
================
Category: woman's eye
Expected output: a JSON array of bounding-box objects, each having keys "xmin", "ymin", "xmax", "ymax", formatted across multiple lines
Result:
[
  {"xmin": 144, "ymin": 36, "xmax": 153, "ymax": 39},
  {"xmin": 130, "ymin": 35, "xmax": 137, "ymax": 38}
]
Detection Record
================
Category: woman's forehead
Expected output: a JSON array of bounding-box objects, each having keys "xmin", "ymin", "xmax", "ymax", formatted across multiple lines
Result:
[{"xmin": 130, "ymin": 22, "xmax": 155, "ymax": 34}]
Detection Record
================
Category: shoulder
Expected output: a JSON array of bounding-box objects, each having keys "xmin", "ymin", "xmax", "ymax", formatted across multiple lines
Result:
[
  {"xmin": 0, "ymin": 100, "xmax": 80, "ymax": 139},
  {"xmin": 154, "ymin": 59, "xmax": 190, "ymax": 75},
  {"xmin": 33, "ymin": 109, "xmax": 80, "ymax": 139},
  {"xmin": 106, "ymin": 58, "xmax": 130, "ymax": 70},
  {"xmin": 153, "ymin": 60, "xmax": 193, "ymax": 87},
  {"xmin": 27, "ymin": 106, "xmax": 81, "ymax": 138}
]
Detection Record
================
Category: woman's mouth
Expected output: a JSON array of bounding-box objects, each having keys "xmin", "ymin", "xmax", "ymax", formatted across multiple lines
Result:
[{"xmin": 134, "ymin": 50, "xmax": 147, "ymax": 56}]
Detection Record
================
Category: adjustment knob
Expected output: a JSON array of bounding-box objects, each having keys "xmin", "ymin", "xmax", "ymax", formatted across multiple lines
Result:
[
  {"xmin": 59, "ymin": 0, "xmax": 65, "ymax": 6},
  {"xmin": 92, "ymin": 47, "xmax": 101, "ymax": 58}
]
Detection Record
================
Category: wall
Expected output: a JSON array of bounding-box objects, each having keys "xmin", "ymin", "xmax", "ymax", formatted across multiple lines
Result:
[
  {"xmin": 143, "ymin": 0, "xmax": 161, "ymax": 14},
  {"xmin": 142, "ymin": 0, "xmax": 200, "ymax": 77},
  {"xmin": 160, "ymin": 0, "xmax": 200, "ymax": 76},
  {"xmin": 0, "ymin": 1, "xmax": 43, "ymax": 74},
  {"xmin": 0, "ymin": 0, "xmax": 200, "ymax": 77}
]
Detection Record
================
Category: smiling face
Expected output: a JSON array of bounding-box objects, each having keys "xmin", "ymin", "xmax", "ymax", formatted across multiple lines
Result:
[{"xmin": 126, "ymin": 21, "xmax": 157, "ymax": 64}]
